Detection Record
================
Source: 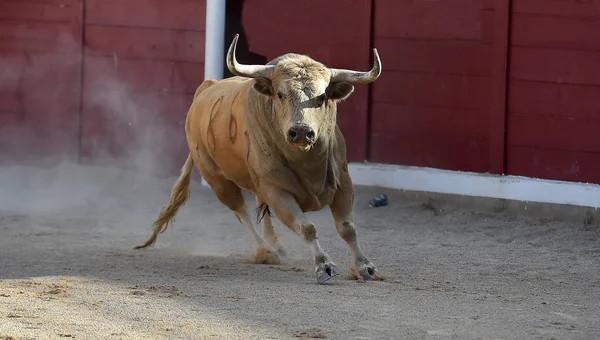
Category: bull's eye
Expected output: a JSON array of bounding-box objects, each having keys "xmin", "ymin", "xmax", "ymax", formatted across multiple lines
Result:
[{"xmin": 277, "ymin": 92, "xmax": 284, "ymax": 100}]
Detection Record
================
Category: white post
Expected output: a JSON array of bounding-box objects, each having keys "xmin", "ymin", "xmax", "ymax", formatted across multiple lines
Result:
[
  {"xmin": 201, "ymin": 0, "xmax": 226, "ymax": 187},
  {"xmin": 204, "ymin": 0, "xmax": 226, "ymax": 80}
]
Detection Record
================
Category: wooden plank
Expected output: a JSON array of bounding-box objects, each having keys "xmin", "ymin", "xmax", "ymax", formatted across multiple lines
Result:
[
  {"xmin": 372, "ymin": 71, "xmax": 492, "ymax": 110},
  {"xmin": 512, "ymin": 13, "xmax": 600, "ymax": 51},
  {"xmin": 242, "ymin": 0, "xmax": 372, "ymax": 162},
  {"xmin": 0, "ymin": 52, "xmax": 80, "ymax": 117},
  {"xmin": 0, "ymin": 0, "xmax": 79, "ymax": 22},
  {"xmin": 84, "ymin": 56, "xmax": 203, "ymax": 94},
  {"xmin": 509, "ymin": 80, "xmax": 600, "ymax": 119},
  {"xmin": 369, "ymin": 133, "xmax": 489, "ymax": 172},
  {"xmin": 370, "ymin": 103, "xmax": 488, "ymax": 141},
  {"xmin": 374, "ymin": 37, "xmax": 492, "ymax": 76},
  {"xmin": 511, "ymin": 47, "xmax": 600, "ymax": 85},
  {"xmin": 368, "ymin": 102, "xmax": 489, "ymax": 172},
  {"xmin": 242, "ymin": 0, "xmax": 372, "ymax": 70},
  {"xmin": 0, "ymin": 52, "xmax": 26, "ymax": 99},
  {"xmin": 512, "ymin": 0, "xmax": 600, "ymax": 18},
  {"xmin": 375, "ymin": 0, "xmax": 493, "ymax": 43},
  {"xmin": 242, "ymin": 0, "xmax": 370, "ymax": 44},
  {"xmin": 0, "ymin": 14, "xmax": 83, "ymax": 114},
  {"xmin": 489, "ymin": 0, "xmax": 510, "ymax": 174},
  {"xmin": 482, "ymin": 0, "xmax": 495, "ymax": 10},
  {"xmin": 0, "ymin": 20, "xmax": 80, "ymax": 52},
  {"xmin": 0, "ymin": 97, "xmax": 21, "ymax": 114},
  {"xmin": 0, "ymin": 53, "xmax": 24, "ymax": 114},
  {"xmin": 335, "ymin": 89, "xmax": 369, "ymax": 160},
  {"xmin": 0, "ymin": 52, "xmax": 81, "ymax": 162},
  {"xmin": 235, "ymin": 41, "xmax": 368, "ymax": 72},
  {"xmin": 506, "ymin": 146, "xmax": 600, "ymax": 184},
  {"xmin": 85, "ymin": 0, "xmax": 205, "ymax": 31},
  {"xmin": 481, "ymin": 9, "xmax": 494, "ymax": 44},
  {"xmin": 507, "ymin": 113, "xmax": 600, "ymax": 153},
  {"xmin": 84, "ymin": 26, "xmax": 205, "ymax": 62}
]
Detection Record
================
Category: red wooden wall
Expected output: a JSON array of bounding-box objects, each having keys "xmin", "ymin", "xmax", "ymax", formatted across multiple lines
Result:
[
  {"xmin": 369, "ymin": 0, "xmax": 497, "ymax": 173},
  {"xmin": 0, "ymin": 0, "xmax": 83, "ymax": 164},
  {"xmin": 3, "ymin": 0, "xmax": 600, "ymax": 186},
  {"xmin": 506, "ymin": 0, "xmax": 600, "ymax": 183}
]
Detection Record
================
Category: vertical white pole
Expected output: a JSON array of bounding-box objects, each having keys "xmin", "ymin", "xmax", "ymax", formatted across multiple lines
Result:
[
  {"xmin": 204, "ymin": 0, "xmax": 226, "ymax": 81},
  {"xmin": 201, "ymin": 0, "xmax": 226, "ymax": 187}
]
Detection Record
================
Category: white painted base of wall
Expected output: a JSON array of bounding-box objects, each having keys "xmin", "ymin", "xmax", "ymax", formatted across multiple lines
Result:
[
  {"xmin": 349, "ymin": 163, "xmax": 600, "ymax": 209},
  {"xmin": 199, "ymin": 162, "xmax": 600, "ymax": 209}
]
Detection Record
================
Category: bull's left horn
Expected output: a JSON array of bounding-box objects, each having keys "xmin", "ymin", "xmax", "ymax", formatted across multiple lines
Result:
[
  {"xmin": 226, "ymin": 34, "xmax": 274, "ymax": 78},
  {"xmin": 329, "ymin": 48, "xmax": 382, "ymax": 84}
]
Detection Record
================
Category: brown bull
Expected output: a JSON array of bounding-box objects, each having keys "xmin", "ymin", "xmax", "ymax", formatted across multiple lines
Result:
[{"xmin": 135, "ymin": 34, "xmax": 382, "ymax": 284}]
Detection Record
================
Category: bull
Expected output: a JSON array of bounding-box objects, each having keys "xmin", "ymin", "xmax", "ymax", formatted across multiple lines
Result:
[{"xmin": 135, "ymin": 34, "xmax": 382, "ymax": 284}]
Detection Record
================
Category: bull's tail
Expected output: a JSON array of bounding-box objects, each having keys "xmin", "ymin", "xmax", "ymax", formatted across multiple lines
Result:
[{"xmin": 134, "ymin": 153, "xmax": 195, "ymax": 249}]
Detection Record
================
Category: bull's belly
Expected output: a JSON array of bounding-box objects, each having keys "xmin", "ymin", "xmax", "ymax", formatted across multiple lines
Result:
[
  {"xmin": 216, "ymin": 163, "xmax": 256, "ymax": 194},
  {"xmin": 209, "ymin": 134, "xmax": 257, "ymax": 194}
]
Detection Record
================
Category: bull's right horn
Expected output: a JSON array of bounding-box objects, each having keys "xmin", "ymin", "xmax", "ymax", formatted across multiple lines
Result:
[
  {"xmin": 329, "ymin": 48, "xmax": 382, "ymax": 84},
  {"xmin": 226, "ymin": 34, "xmax": 274, "ymax": 78}
]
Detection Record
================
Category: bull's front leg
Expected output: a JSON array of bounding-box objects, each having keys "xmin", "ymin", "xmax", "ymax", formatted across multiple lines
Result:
[
  {"xmin": 264, "ymin": 189, "xmax": 339, "ymax": 284},
  {"xmin": 330, "ymin": 171, "xmax": 379, "ymax": 281}
]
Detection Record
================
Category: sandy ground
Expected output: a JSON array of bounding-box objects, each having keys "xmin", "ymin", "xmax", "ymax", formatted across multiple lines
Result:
[{"xmin": 0, "ymin": 162, "xmax": 599, "ymax": 340}]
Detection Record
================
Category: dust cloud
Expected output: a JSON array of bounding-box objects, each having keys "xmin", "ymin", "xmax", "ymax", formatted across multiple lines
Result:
[{"xmin": 0, "ymin": 24, "xmax": 215, "ymax": 251}]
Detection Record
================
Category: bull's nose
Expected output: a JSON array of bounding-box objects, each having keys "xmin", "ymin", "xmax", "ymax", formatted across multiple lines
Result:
[{"xmin": 287, "ymin": 126, "xmax": 315, "ymax": 143}]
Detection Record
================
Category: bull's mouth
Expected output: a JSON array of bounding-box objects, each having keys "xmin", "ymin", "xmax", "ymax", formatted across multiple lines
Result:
[{"xmin": 290, "ymin": 141, "xmax": 316, "ymax": 152}]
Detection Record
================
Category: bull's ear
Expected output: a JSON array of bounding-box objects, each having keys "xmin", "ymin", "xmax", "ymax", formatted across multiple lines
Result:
[
  {"xmin": 326, "ymin": 82, "xmax": 354, "ymax": 101},
  {"xmin": 252, "ymin": 77, "xmax": 274, "ymax": 97}
]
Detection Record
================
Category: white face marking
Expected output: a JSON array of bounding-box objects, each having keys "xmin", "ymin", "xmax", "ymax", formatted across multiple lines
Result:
[{"xmin": 276, "ymin": 72, "xmax": 332, "ymax": 150}]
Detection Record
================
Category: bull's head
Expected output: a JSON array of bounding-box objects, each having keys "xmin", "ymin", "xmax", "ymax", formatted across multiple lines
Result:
[{"xmin": 226, "ymin": 34, "xmax": 381, "ymax": 152}]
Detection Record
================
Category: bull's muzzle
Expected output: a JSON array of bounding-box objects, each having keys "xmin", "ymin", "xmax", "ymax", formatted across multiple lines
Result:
[{"xmin": 287, "ymin": 125, "xmax": 315, "ymax": 150}]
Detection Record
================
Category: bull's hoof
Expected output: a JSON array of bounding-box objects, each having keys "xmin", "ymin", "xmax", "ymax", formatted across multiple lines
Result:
[
  {"xmin": 245, "ymin": 246, "xmax": 281, "ymax": 265},
  {"xmin": 356, "ymin": 262, "xmax": 378, "ymax": 281},
  {"xmin": 316, "ymin": 262, "xmax": 340, "ymax": 284}
]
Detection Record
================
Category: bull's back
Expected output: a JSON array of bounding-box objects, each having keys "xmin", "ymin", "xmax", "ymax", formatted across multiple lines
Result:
[{"xmin": 185, "ymin": 77, "xmax": 255, "ymax": 191}]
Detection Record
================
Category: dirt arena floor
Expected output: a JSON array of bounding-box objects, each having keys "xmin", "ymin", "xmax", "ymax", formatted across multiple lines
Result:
[{"xmin": 1, "ymin": 163, "xmax": 599, "ymax": 339}]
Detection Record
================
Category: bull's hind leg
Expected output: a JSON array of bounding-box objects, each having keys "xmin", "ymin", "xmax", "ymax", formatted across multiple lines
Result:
[
  {"xmin": 329, "ymin": 171, "xmax": 379, "ymax": 281},
  {"xmin": 264, "ymin": 189, "xmax": 339, "ymax": 284},
  {"xmin": 255, "ymin": 197, "xmax": 286, "ymax": 257},
  {"xmin": 201, "ymin": 171, "xmax": 280, "ymax": 265}
]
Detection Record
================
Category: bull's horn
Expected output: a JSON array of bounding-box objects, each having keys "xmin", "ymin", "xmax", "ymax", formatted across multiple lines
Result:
[
  {"xmin": 329, "ymin": 48, "xmax": 382, "ymax": 84},
  {"xmin": 226, "ymin": 34, "xmax": 274, "ymax": 78}
]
